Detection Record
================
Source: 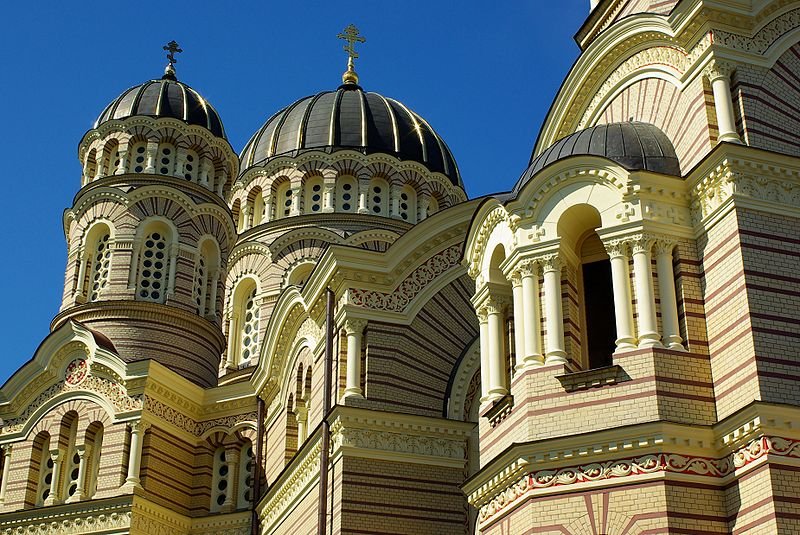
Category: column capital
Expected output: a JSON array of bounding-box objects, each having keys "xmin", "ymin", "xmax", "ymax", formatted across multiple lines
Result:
[
  {"xmin": 484, "ymin": 295, "xmax": 510, "ymax": 315},
  {"xmin": 704, "ymin": 59, "xmax": 736, "ymax": 83},
  {"xmin": 129, "ymin": 420, "xmax": 151, "ymax": 434},
  {"xmin": 538, "ymin": 253, "xmax": 563, "ymax": 273},
  {"xmin": 508, "ymin": 270, "xmax": 523, "ymax": 288},
  {"xmin": 602, "ymin": 238, "xmax": 630, "ymax": 259},
  {"xmin": 344, "ymin": 318, "xmax": 367, "ymax": 335},
  {"xmin": 653, "ymin": 237, "xmax": 677, "ymax": 256},
  {"xmin": 629, "ymin": 234, "xmax": 656, "ymax": 254},
  {"xmin": 476, "ymin": 306, "xmax": 489, "ymax": 324},
  {"xmin": 0, "ymin": 444, "xmax": 11, "ymax": 457},
  {"xmin": 517, "ymin": 259, "xmax": 539, "ymax": 278}
]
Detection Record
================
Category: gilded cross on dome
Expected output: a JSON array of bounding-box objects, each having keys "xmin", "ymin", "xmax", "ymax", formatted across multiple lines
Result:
[
  {"xmin": 337, "ymin": 25, "xmax": 365, "ymax": 85},
  {"xmin": 162, "ymin": 40, "xmax": 183, "ymax": 80}
]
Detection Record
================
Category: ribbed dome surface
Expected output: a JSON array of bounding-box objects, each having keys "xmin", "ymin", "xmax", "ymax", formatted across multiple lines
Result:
[
  {"xmin": 240, "ymin": 85, "xmax": 461, "ymax": 187},
  {"xmin": 95, "ymin": 78, "xmax": 226, "ymax": 139},
  {"xmin": 515, "ymin": 122, "xmax": 680, "ymax": 193}
]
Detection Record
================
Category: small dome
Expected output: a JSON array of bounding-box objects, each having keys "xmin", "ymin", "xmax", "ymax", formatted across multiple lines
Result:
[
  {"xmin": 515, "ymin": 122, "xmax": 680, "ymax": 193},
  {"xmin": 240, "ymin": 85, "xmax": 461, "ymax": 187},
  {"xmin": 95, "ymin": 76, "xmax": 226, "ymax": 139}
]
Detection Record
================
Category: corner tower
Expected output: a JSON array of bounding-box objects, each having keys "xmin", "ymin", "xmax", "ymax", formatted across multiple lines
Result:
[{"xmin": 54, "ymin": 45, "xmax": 238, "ymax": 387}]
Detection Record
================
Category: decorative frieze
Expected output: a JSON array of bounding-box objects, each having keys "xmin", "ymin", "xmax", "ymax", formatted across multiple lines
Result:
[
  {"xmin": 349, "ymin": 244, "xmax": 462, "ymax": 312},
  {"xmin": 474, "ymin": 435, "xmax": 798, "ymax": 525},
  {"xmin": 143, "ymin": 396, "xmax": 257, "ymax": 437}
]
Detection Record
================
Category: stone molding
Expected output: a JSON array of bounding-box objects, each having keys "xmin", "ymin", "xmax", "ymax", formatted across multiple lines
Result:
[
  {"xmin": 689, "ymin": 153, "xmax": 800, "ymax": 226},
  {"xmin": 349, "ymin": 244, "xmax": 462, "ymax": 312},
  {"xmin": 0, "ymin": 496, "xmax": 132, "ymax": 535},
  {"xmin": 329, "ymin": 407, "xmax": 473, "ymax": 468},
  {"xmin": 472, "ymin": 435, "xmax": 799, "ymax": 526},
  {"xmin": 713, "ymin": 6, "xmax": 800, "ymax": 56},
  {"xmin": 143, "ymin": 396, "xmax": 257, "ymax": 437}
]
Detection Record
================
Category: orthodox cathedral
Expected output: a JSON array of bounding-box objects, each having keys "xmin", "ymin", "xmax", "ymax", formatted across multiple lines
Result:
[{"xmin": 2, "ymin": 0, "xmax": 800, "ymax": 533}]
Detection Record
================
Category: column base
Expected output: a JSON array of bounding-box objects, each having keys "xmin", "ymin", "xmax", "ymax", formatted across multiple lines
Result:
[
  {"xmin": 544, "ymin": 351, "xmax": 568, "ymax": 365},
  {"xmin": 358, "ymin": 208, "xmax": 369, "ymax": 215},
  {"xmin": 613, "ymin": 339, "xmax": 638, "ymax": 353},
  {"xmin": 343, "ymin": 388, "xmax": 364, "ymax": 399},
  {"xmin": 517, "ymin": 355, "xmax": 544, "ymax": 371},
  {"xmin": 718, "ymin": 133, "xmax": 743, "ymax": 144},
  {"xmin": 637, "ymin": 335, "xmax": 663, "ymax": 349},
  {"xmin": 663, "ymin": 336, "xmax": 686, "ymax": 351},
  {"xmin": 120, "ymin": 479, "xmax": 142, "ymax": 493},
  {"xmin": 485, "ymin": 389, "xmax": 509, "ymax": 402}
]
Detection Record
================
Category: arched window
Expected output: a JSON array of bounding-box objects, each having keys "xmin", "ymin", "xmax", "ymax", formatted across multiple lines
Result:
[
  {"xmin": 101, "ymin": 139, "xmax": 120, "ymax": 178},
  {"xmin": 237, "ymin": 441, "xmax": 254, "ymax": 509},
  {"xmin": 287, "ymin": 262, "xmax": 314, "ymax": 288},
  {"xmin": 79, "ymin": 223, "xmax": 113, "ymax": 303},
  {"xmin": 130, "ymin": 142, "xmax": 147, "ymax": 173},
  {"xmin": 194, "ymin": 238, "xmax": 220, "ymax": 317},
  {"xmin": 336, "ymin": 177, "xmax": 357, "ymax": 212},
  {"xmin": 157, "ymin": 144, "xmax": 175, "ymax": 176},
  {"xmin": 210, "ymin": 447, "xmax": 229, "ymax": 513},
  {"xmin": 33, "ymin": 432, "xmax": 52, "ymax": 507},
  {"xmin": 398, "ymin": 185, "xmax": 417, "ymax": 222},
  {"xmin": 134, "ymin": 221, "xmax": 174, "ymax": 304},
  {"xmin": 368, "ymin": 178, "xmax": 389, "ymax": 216},
  {"xmin": 304, "ymin": 177, "xmax": 324, "ymax": 214},
  {"xmin": 284, "ymin": 394, "xmax": 298, "ymax": 464},
  {"xmin": 84, "ymin": 149, "xmax": 97, "ymax": 185},
  {"xmin": 274, "ymin": 181, "xmax": 292, "ymax": 219},
  {"xmin": 183, "ymin": 149, "xmax": 199, "ymax": 181},
  {"xmin": 227, "ymin": 279, "xmax": 260, "ymax": 368}
]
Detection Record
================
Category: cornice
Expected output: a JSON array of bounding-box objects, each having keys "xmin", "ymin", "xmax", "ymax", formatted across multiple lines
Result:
[{"xmin": 0, "ymin": 495, "xmax": 133, "ymax": 534}]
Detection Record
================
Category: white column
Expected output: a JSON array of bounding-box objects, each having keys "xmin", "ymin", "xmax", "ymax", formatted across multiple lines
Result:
[
  {"xmin": 390, "ymin": 184, "xmax": 401, "ymax": 218},
  {"xmin": 542, "ymin": 255, "xmax": 567, "ymax": 364},
  {"xmin": 510, "ymin": 272, "xmax": 526, "ymax": 371},
  {"xmin": 115, "ymin": 145, "xmax": 129, "ymax": 175},
  {"xmin": 655, "ymin": 240, "xmax": 685, "ymax": 350},
  {"xmin": 323, "ymin": 183, "xmax": 335, "ymax": 213},
  {"xmin": 358, "ymin": 181, "xmax": 369, "ymax": 214},
  {"xmin": 632, "ymin": 236, "xmax": 662, "ymax": 348},
  {"xmin": 343, "ymin": 319, "xmax": 367, "ymax": 399},
  {"xmin": 0, "ymin": 445, "xmax": 12, "ymax": 504},
  {"xmin": 44, "ymin": 449, "xmax": 63, "ymax": 505},
  {"xmin": 520, "ymin": 261, "xmax": 544, "ymax": 367},
  {"xmin": 144, "ymin": 142, "xmax": 158, "ymax": 174},
  {"xmin": 222, "ymin": 448, "xmax": 239, "ymax": 512},
  {"xmin": 604, "ymin": 240, "xmax": 637, "ymax": 351},
  {"xmin": 75, "ymin": 249, "xmax": 88, "ymax": 297},
  {"xmin": 418, "ymin": 196, "xmax": 430, "ymax": 222},
  {"xmin": 67, "ymin": 445, "xmax": 87, "ymax": 502},
  {"xmin": 477, "ymin": 307, "xmax": 491, "ymax": 402},
  {"xmin": 241, "ymin": 206, "xmax": 252, "ymax": 230},
  {"xmin": 485, "ymin": 297, "xmax": 508, "ymax": 400},
  {"xmin": 707, "ymin": 61, "xmax": 741, "ymax": 144},
  {"xmin": 216, "ymin": 170, "xmax": 226, "ymax": 197},
  {"xmin": 290, "ymin": 185, "xmax": 301, "ymax": 216},
  {"xmin": 175, "ymin": 152, "xmax": 186, "ymax": 178},
  {"xmin": 295, "ymin": 406, "xmax": 308, "ymax": 445},
  {"xmin": 200, "ymin": 157, "xmax": 211, "ymax": 186},
  {"xmin": 124, "ymin": 421, "xmax": 149, "ymax": 489}
]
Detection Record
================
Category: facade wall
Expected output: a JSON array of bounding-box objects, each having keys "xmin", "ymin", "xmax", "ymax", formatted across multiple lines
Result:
[{"xmin": 734, "ymin": 43, "xmax": 800, "ymax": 157}]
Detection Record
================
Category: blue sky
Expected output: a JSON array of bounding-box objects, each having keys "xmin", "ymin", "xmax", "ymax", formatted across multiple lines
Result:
[{"xmin": 0, "ymin": 1, "xmax": 588, "ymax": 382}]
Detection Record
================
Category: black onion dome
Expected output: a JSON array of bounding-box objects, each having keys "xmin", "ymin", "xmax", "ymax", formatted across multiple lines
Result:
[
  {"xmin": 240, "ymin": 85, "xmax": 462, "ymax": 187},
  {"xmin": 515, "ymin": 122, "xmax": 680, "ymax": 194},
  {"xmin": 95, "ymin": 76, "xmax": 226, "ymax": 139}
]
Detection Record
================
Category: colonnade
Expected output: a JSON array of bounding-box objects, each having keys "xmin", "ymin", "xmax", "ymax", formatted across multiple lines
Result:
[{"xmin": 474, "ymin": 233, "xmax": 685, "ymax": 404}]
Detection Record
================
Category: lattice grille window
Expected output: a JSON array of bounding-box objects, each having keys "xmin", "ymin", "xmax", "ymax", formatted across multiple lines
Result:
[
  {"xmin": 238, "ymin": 443, "xmax": 254, "ymax": 508},
  {"xmin": 239, "ymin": 288, "xmax": 259, "ymax": 366},
  {"xmin": 338, "ymin": 180, "xmax": 355, "ymax": 212},
  {"xmin": 158, "ymin": 145, "xmax": 174, "ymax": 176},
  {"xmin": 137, "ymin": 232, "xmax": 168, "ymax": 302},
  {"xmin": 131, "ymin": 143, "xmax": 147, "ymax": 173},
  {"xmin": 211, "ymin": 448, "xmax": 229, "ymax": 512},
  {"xmin": 399, "ymin": 187, "xmax": 416, "ymax": 222},
  {"xmin": 184, "ymin": 151, "xmax": 198, "ymax": 181},
  {"xmin": 194, "ymin": 255, "xmax": 207, "ymax": 314},
  {"xmin": 36, "ymin": 439, "xmax": 53, "ymax": 506},
  {"xmin": 305, "ymin": 179, "xmax": 323, "ymax": 213},
  {"xmin": 66, "ymin": 450, "xmax": 80, "ymax": 498},
  {"xmin": 88, "ymin": 234, "xmax": 111, "ymax": 302}
]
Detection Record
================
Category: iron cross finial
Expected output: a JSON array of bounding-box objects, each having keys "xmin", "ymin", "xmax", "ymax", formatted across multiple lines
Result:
[
  {"xmin": 337, "ymin": 24, "xmax": 365, "ymax": 61},
  {"xmin": 163, "ymin": 40, "xmax": 183, "ymax": 67},
  {"xmin": 337, "ymin": 25, "xmax": 365, "ymax": 85}
]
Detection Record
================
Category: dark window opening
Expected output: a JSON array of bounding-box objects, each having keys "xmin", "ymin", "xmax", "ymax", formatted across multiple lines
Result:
[{"xmin": 582, "ymin": 260, "xmax": 616, "ymax": 368}]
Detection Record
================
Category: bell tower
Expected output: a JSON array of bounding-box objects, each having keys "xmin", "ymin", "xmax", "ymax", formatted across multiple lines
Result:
[{"xmin": 54, "ymin": 44, "xmax": 238, "ymax": 387}]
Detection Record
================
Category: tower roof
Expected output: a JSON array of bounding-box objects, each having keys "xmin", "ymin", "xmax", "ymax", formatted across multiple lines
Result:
[
  {"xmin": 239, "ymin": 85, "xmax": 462, "ymax": 188},
  {"xmin": 94, "ymin": 77, "xmax": 226, "ymax": 139}
]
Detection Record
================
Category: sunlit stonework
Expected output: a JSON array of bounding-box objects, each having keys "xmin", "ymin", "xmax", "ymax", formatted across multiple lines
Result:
[{"xmin": 3, "ymin": 4, "xmax": 800, "ymax": 533}]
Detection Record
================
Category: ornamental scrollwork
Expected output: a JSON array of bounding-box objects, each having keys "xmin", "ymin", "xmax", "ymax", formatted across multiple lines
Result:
[
  {"xmin": 349, "ymin": 244, "xmax": 462, "ymax": 312},
  {"xmin": 143, "ymin": 395, "xmax": 257, "ymax": 436}
]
